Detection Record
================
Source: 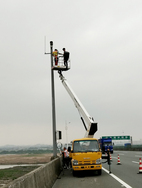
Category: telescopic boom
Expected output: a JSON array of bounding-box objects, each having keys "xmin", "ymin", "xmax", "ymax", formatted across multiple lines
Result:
[{"xmin": 59, "ymin": 73, "xmax": 97, "ymax": 138}]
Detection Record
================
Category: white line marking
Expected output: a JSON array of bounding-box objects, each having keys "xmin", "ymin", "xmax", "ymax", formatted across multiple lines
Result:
[
  {"xmin": 111, "ymin": 156, "xmax": 117, "ymax": 159},
  {"xmin": 132, "ymin": 161, "xmax": 139, "ymax": 164},
  {"xmin": 102, "ymin": 167, "xmax": 132, "ymax": 188}
]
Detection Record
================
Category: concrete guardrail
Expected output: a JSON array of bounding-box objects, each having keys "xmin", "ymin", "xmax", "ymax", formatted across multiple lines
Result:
[{"xmin": 3, "ymin": 156, "xmax": 62, "ymax": 188}]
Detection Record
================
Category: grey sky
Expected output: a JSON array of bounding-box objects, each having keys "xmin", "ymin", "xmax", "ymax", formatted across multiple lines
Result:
[{"xmin": 0, "ymin": 0, "xmax": 142, "ymax": 146}]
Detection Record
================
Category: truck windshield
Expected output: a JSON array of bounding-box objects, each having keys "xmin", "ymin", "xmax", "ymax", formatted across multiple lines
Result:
[
  {"xmin": 73, "ymin": 140, "xmax": 99, "ymax": 152},
  {"xmin": 104, "ymin": 142, "xmax": 112, "ymax": 146}
]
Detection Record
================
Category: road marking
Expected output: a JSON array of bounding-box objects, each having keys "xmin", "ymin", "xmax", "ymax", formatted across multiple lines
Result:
[
  {"xmin": 132, "ymin": 161, "xmax": 139, "ymax": 164},
  {"xmin": 102, "ymin": 167, "xmax": 132, "ymax": 188},
  {"xmin": 111, "ymin": 156, "xmax": 117, "ymax": 159},
  {"xmin": 115, "ymin": 153, "xmax": 125, "ymax": 155}
]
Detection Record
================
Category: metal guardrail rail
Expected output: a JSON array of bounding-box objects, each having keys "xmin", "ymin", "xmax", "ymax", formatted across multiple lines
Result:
[{"xmin": 114, "ymin": 145, "xmax": 142, "ymax": 151}]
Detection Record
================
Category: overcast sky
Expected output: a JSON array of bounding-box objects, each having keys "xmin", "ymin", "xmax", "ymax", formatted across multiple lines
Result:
[{"xmin": 1, "ymin": 0, "xmax": 142, "ymax": 146}]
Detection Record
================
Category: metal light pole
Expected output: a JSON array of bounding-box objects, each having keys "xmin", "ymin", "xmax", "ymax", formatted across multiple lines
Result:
[
  {"xmin": 65, "ymin": 121, "xmax": 70, "ymax": 149},
  {"xmin": 50, "ymin": 41, "xmax": 57, "ymax": 157},
  {"xmin": 65, "ymin": 122, "xmax": 68, "ymax": 147}
]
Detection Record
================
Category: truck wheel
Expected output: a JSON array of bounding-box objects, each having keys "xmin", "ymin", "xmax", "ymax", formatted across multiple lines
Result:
[{"xmin": 98, "ymin": 169, "xmax": 102, "ymax": 175}]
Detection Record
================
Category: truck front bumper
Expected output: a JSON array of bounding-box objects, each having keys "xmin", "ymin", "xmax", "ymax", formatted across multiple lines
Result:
[{"xmin": 72, "ymin": 164, "xmax": 102, "ymax": 171}]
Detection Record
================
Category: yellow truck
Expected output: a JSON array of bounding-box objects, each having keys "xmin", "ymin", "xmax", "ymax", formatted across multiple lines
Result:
[{"xmin": 71, "ymin": 138, "xmax": 102, "ymax": 176}]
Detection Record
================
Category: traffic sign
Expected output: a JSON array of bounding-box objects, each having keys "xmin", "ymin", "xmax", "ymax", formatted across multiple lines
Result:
[{"xmin": 102, "ymin": 136, "xmax": 131, "ymax": 140}]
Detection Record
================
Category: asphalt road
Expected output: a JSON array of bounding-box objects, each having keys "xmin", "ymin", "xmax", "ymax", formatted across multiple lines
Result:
[{"xmin": 52, "ymin": 151, "xmax": 142, "ymax": 188}]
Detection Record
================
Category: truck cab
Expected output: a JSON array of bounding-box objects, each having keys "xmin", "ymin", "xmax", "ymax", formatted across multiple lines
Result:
[
  {"xmin": 99, "ymin": 138, "xmax": 113, "ymax": 154},
  {"xmin": 71, "ymin": 138, "xmax": 102, "ymax": 176}
]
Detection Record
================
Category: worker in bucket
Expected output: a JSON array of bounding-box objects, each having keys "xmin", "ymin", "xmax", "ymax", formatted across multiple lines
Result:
[
  {"xmin": 62, "ymin": 48, "xmax": 70, "ymax": 68},
  {"xmin": 52, "ymin": 49, "xmax": 61, "ymax": 65}
]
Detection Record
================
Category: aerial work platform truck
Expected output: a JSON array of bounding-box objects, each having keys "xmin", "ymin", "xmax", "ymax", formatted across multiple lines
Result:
[
  {"xmin": 52, "ymin": 53, "xmax": 111, "ymax": 175},
  {"xmin": 58, "ymin": 72, "xmax": 102, "ymax": 175}
]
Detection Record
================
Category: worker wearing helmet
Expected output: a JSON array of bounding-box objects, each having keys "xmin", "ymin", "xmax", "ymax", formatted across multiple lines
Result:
[{"xmin": 52, "ymin": 49, "xmax": 59, "ymax": 65}]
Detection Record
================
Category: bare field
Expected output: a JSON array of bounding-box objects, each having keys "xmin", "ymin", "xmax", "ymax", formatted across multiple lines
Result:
[
  {"xmin": 0, "ymin": 153, "xmax": 54, "ymax": 187},
  {"xmin": 0, "ymin": 153, "xmax": 53, "ymax": 165}
]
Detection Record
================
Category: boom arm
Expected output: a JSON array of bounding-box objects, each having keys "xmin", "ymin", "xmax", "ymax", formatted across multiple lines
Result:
[{"xmin": 59, "ymin": 74, "xmax": 97, "ymax": 138}]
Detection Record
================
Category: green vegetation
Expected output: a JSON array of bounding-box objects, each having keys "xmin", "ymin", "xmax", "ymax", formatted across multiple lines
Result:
[{"xmin": 0, "ymin": 166, "xmax": 39, "ymax": 181}]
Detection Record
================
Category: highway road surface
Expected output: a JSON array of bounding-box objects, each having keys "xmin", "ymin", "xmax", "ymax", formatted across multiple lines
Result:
[{"xmin": 52, "ymin": 150, "xmax": 142, "ymax": 188}]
